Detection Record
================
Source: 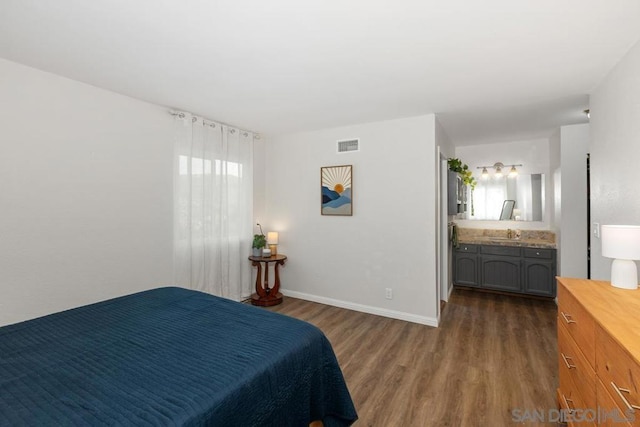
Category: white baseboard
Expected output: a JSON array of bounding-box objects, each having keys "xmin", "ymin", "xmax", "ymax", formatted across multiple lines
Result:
[{"xmin": 281, "ymin": 289, "xmax": 438, "ymax": 327}]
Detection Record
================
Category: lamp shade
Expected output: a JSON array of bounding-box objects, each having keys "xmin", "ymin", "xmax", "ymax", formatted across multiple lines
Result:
[
  {"xmin": 267, "ymin": 232, "xmax": 279, "ymax": 245},
  {"xmin": 601, "ymin": 225, "xmax": 640, "ymax": 260},
  {"xmin": 601, "ymin": 225, "xmax": 640, "ymax": 289}
]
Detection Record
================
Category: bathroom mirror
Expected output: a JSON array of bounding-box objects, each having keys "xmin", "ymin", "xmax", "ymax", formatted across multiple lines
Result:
[{"xmin": 470, "ymin": 174, "xmax": 545, "ymax": 221}]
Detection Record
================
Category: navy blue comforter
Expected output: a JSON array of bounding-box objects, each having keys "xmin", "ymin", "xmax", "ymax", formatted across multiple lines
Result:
[{"xmin": 0, "ymin": 287, "xmax": 357, "ymax": 426}]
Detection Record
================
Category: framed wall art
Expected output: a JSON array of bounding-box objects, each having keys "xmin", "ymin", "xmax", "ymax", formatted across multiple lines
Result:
[{"xmin": 321, "ymin": 165, "xmax": 352, "ymax": 216}]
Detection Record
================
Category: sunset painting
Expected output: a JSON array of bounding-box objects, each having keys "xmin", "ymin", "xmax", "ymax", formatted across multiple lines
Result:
[{"xmin": 321, "ymin": 165, "xmax": 352, "ymax": 216}]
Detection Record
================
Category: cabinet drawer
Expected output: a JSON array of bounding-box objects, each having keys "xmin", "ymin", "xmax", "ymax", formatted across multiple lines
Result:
[
  {"xmin": 558, "ymin": 321, "xmax": 596, "ymax": 410},
  {"xmin": 557, "ymin": 283, "xmax": 596, "ymax": 368},
  {"xmin": 596, "ymin": 324, "xmax": 640, "ymax": 422},
  {"xmin": 523, "ymin": 248, "xmax": 554, "ymax": 259},
  {"xmin": 480, "ymin": 245, "xmax": 521, "ymax": 257},
  {"xmin": 455, "ymin": 244, "xmax": 477, "ymax": 253},
  {"xmin": 596, "ymin": 378, "xmax": 634, "ymax": 426}
]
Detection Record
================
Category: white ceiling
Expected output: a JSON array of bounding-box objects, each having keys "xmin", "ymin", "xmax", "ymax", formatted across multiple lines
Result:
[{"xmin": 1, "ymin": 1, "xmax": 639, "ymax": 145}]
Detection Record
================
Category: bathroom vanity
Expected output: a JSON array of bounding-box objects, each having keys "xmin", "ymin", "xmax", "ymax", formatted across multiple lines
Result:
[{"xmin": 453, "ymin": 229, "xmax": 557, "ymax": 298}]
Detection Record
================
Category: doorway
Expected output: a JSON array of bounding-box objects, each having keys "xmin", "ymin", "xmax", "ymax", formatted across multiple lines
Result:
[{"xmin": 439, "ymin": 153, "xmax": 450, "ymax": 306}]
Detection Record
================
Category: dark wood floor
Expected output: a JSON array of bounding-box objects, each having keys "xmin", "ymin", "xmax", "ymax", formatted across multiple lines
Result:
[{"xmin": 268, "ymin": 289, "xmax": 558, "ymax": 426}]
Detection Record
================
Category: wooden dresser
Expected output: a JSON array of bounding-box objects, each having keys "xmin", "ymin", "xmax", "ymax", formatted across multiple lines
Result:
[{"xmin": 557, "ymin": 277, "xmax": 640, "ymax": 426}]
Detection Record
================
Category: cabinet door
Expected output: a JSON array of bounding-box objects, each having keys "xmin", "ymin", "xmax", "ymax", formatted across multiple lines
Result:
[
  {"xmin": 523, "ymin": 260, "xmax": 556, "ymax": 297},
  {"xmin": 448, "ymin": 171, "xmax": 461, "ymax": 215},
  {"xmin": 480, "ymin": 256, "xmax": 522, "ymax": 293},
  {"xmin": 453, "ymin": 252, "xmax": 479, "ymax": 287}
]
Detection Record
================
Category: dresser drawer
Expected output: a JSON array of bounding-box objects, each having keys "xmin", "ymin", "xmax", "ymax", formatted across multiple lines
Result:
[
  {"xmin": 596, "ymin": 378, "xmax": 634, "ymax": 426},
  {"xmin": 558, "ymin": 321, "xmax": 596, "ymax": 410},
  {"xmin": 558, "ymin": 283, "xmax": 596, "ymax": 368},
  {"xmin": 596, "ymin": 324, "xmax": 640, "ymax": 423},
  {"xmin": 558, "ymin": 367, "xmax": 595, "ymax": 426}
]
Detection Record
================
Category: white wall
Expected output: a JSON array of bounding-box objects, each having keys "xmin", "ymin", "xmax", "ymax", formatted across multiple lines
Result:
[
  {"xmin": 559, "ymin": 124, "xmax": 589, "ymax": 278},
  {"xmin": 0, "ymin": 59, "xmax": 175, "ymax": 326},
  {"xmin": 590, "ymin": 39, "xmax": 640, "ymax": 281},
  {"xmin": 265, "ymin": 115, "xmax": 438, "ymax": 325},
  {"xmin": 454, "ymin": 138, "xmax": 552, "ymax": 229},
  {"xmin": 549, "ymin": 129, "xmax": 562, "ymax": 270}
]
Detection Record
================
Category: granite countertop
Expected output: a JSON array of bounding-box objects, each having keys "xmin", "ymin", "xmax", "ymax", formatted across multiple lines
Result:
[
  {"xmin": 457, "ymin": 236, "xmax": 556, "ymax": 249},
  {"xmin": 455, "ymin": 227, "xmax": 557, "ymax": 249}
]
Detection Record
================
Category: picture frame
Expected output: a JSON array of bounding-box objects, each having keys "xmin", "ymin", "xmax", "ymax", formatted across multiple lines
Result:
[{"xmin": 321, "ymin": 165, "xmax": 352, "ymax": 216}]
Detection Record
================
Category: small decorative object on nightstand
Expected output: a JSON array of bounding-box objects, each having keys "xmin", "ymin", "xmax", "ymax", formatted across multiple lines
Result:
[
  {"xmin": 248, "ymin": 254, "xmax": 287, "ymax": 306},
  {"xmin": 267, "ymin": 231, "xmax": 279, "ymax": 256}
]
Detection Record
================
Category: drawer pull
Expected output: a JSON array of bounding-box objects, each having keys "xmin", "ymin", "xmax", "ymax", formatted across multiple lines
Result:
[
  {"xmin": 561, "ymin": 353, "xmax": 576, "ymax": 369},
  {"xmin": 560, "ymin": 311, "xmax": 576, "ymax": 324},
  {"xmin": 611, "ymin": 381, "xmax": 640, "ymax": 412},
  {"xmin": 536, "ymin": 252, "xmax": 540, "ymax": 256},
  {"xmin": 562, "ymin": 394, "xmax": 575, "ymax": 414}
]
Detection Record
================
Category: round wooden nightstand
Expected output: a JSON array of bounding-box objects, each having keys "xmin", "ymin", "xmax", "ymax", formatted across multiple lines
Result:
[{"xmin": 248, "ymin": 254, "xmax": 287, "ymax": 306}]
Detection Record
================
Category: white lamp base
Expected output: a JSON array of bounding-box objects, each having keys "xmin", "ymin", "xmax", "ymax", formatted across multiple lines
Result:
[{"xmin": 611, "ymin": 259, "xmax": 639, "ymax": 289}]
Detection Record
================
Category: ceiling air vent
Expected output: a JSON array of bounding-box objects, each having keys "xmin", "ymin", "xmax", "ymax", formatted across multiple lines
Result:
[{"xmin": 337, "ymin": 138, "xmax": 359, "ymax": 153}]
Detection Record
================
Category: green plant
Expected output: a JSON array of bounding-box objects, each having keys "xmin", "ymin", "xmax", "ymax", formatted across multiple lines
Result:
[
  {"xmin": 447, "ymin": 158, "xmax": 477, "ymax": 189},
  {"xmin": 253, "ymin": 223, "xmax": 267, "ymax": 249},
  {"xmin": 252, "ymin": 234, "xmax": 266, "ymax": 249}
]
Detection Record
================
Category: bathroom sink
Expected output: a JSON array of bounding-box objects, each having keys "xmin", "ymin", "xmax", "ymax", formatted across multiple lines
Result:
[{"xmin": 489, "ymin": 237, "xmax": 515, "ymax": 241}]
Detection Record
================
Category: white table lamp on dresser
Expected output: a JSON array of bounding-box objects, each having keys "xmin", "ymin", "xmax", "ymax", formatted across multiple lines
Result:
[{"xmin": 601, "ymin": 224, "xmax": 640, "ymax": 289}]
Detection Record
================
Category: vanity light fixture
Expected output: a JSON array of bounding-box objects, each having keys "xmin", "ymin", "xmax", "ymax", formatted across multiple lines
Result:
[
  {"xmin": 494, "ymin": 163, "xmax": 503, "ymax": 178},
  {"xmin": 477, "ymin": 162, "xmax": 523, "ymax": 179}
]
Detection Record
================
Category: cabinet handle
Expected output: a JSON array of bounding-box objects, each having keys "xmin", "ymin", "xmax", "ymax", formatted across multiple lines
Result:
[
  {"xmin": 562, "ymin": 394, "xmax": 575, "ymax": 414},
  {"xmin": 561, "ymin": 353, "xmax": 576, "ymax": 369},
  {"xmin": 560, "ymin": 312, "xmax": 576, "ymax": 324},
  {"xmin": 536, "ymin": 252, "xmax": 540, "ymax": 256},
  {"xmin": 611, "ymin": 382, "xmax": 640, "ymax": 412}
]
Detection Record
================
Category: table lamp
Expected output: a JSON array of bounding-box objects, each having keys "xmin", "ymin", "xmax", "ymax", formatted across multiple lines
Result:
[
  {"xmin": 267, "ymin": 232, "xmax": 279, "ymax": 256},
  {"xmin": 601, "ymin": 225, "xmax": 640, "ymax": 289}
]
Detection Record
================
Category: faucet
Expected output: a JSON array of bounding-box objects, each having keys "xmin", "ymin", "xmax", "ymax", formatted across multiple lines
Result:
[{"xmin": 507, "ymin": 229, "xmax": 512, "ymax": 239}]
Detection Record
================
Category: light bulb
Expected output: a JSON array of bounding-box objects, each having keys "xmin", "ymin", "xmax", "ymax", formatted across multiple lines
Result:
[{"xmin": 509, "ymin": 166, "xmax": 518, "ymax": 177}]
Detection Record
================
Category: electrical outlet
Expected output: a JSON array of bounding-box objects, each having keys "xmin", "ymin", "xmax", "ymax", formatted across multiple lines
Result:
[
  {"xmin": 593, "ymin": 222, "xmax": 600, "ymax": 239},
  {"xmin": 385, "ymin": 288, "xmax": 393, "ymax": 299}
]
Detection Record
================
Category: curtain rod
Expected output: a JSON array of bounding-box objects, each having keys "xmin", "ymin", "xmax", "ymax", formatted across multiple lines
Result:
[{"xmin": 169, "ymin": 110, "xmax": 261, "ymax": 139}]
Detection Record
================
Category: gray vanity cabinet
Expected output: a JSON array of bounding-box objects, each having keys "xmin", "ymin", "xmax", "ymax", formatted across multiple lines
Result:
[
  {"xmin": 522, "ymin": 248, "xmax": 556, "ymax": 297},
  {"xmin": 453, "ymin": 244, "xmax": 556, "ymax": 297},
  {"xmin": 479, "ymin": 245, "xmax": 522, "ymax": 293},
  {"xmin": 452, "ymin": 244, "xmax": 478, "ymax": 287}
]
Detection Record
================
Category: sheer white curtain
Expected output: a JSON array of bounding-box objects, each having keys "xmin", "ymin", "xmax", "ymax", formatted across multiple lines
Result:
[{"xmin": 173, "ymin": 113, "xmax": 253, "ymax": 300}]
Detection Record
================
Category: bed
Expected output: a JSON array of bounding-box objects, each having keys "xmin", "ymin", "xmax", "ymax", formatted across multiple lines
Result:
[{"xmin": 0, "ymin": 287, "xmax": 357, "ymax": 426}]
